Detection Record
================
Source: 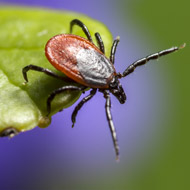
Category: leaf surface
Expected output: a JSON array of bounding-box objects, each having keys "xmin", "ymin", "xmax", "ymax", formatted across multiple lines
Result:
[{"xmin": 0, "ymin": 7, "xmax": 113, "ymax": 136}]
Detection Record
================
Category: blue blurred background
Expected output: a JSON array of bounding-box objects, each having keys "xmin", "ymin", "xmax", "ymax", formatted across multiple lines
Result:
[{"xmin": 0, "ymin": 0, "xmax": 189, "ymax": 189}]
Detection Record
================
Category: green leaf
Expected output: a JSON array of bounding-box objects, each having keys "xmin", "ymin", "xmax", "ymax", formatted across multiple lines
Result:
[{"xmin": 0, "ymin": 7, "xmax": 113, "ymax": 137}]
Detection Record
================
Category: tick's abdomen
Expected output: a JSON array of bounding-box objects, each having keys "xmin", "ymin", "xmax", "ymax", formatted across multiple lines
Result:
[{"xmin": 45, "ymin": 34, "xmax": 115, "ymax": 88}]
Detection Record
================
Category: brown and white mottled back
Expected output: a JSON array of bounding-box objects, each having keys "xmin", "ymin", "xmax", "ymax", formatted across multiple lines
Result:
[{"xmin": 45, "ymin": 34, "xmax": 116, "ymax": 88}]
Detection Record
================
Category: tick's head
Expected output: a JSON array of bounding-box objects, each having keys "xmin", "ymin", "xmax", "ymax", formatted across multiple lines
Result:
[{"xmin": 109, "ymin": 76, "xmax": 126, "ymax": 104}]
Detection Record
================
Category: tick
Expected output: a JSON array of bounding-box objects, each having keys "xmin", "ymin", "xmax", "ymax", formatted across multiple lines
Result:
[{"xmin": 22, "ymin": 19, "xmax": 185, "ymax": 160}]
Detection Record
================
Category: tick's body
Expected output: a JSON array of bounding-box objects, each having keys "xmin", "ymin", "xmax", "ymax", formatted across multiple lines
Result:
[
  {"xmin": 45, "ymin": 34, "xmax": 116, "ymax": 88},
  {"xmin": 22, "ymin": 19, "xmax": 184, "ymax": 160}
]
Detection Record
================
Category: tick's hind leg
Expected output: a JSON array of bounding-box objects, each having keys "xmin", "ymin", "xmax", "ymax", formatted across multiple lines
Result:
[
  {"xmin": 70, "ymin": 19, "xmax": 93, "ymax": 43},
  {"xmin": 46, "ymin": 85, "xmax": 87, "ymax": 116},
  {"xmin": 103, "ymin": 90, "xmax": 119, "ymax": 160},
  {"xmin": 121, "ymin": 44, "xmax": 186, "ymax": 77},
  {"xmin": 72, "ymin": 88, "xmax": 97, "ymax": 127}
]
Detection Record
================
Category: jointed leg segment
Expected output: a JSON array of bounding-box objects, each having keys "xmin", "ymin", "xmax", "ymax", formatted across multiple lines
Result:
[
  {"xmin": 70, "ymin": 19, "xmax": 106, "ymax": 54},
  {"xmin": 22, "ymin": 64, "xmax": 73, "ymax": 83},
  {"xmin": 104, "ymin": 90, "xmax": 119, "ymax": 160},
  {"xmin": 110, "ymin": 36, "xmax": 120, "ymax": 64},
  {"xmin": 122, "ymin": 44, "xmax": 185, "ymax": 77},
  {"xmin": 46, "ymin": 86, "xmax": 87, "ymax": 116},
  {"xmin": 70, "ymin": 19, "xmax": 93, "ymax": 43},
  {"xmin": 71, "ymin": 88, "xmax": 97, "ymax": 127},
  {"xmin": 95, "ymin": 32, "xmax": 105, "ymax": 54}
]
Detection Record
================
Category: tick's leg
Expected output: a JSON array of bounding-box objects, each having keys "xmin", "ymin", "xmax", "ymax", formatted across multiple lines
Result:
[
  {"xmin": 95, "ymin": 32, "xmax": 105, "ymax": 54},
  {"xmin": 22, "ymin": 64, "xmax": 73, "ymax": 84},
  {"xmin": 70, "ymin": 19, "xmax": 93, "ymax": 43},
  {"xmin": 121, "ymin": 44, "xmax": 185, "ymax": 77},
  {"xmin": 110, "ymin": 36, "xmax": 120, "ymax": 64},
  {"xmin": 46, "ymin": 85, "xmax": 86, "ymax": 116},
  {"xmin": 104, "ymin": 90, "xmax": 119, "ymax": 160},
  {"xmin": 71, "ymin": 88, "xmax": 97, "ymax": 128}
]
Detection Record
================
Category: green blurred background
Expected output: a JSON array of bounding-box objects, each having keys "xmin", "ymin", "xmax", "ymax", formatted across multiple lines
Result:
[{"xmin": 120, "ymin": 0, "xmax": 190, "ymax": 189}]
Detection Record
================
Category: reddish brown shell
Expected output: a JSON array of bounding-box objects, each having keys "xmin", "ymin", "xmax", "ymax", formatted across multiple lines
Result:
[{"xmin": 45, "ymin": 34, "xmax": 115, "ymax": 88}]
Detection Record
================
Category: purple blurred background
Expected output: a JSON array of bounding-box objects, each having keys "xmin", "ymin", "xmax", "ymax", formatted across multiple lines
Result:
[{"xmin": 0, "ymin": 0, "xmax": 169, "ymax": 189}]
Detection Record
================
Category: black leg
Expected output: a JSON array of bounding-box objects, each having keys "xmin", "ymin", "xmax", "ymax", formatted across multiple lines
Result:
[
  {"xmin": 122, "ymin": 44, "xmax": 186, "ymax": 77},
  {"xmin": 22, "ymin": 64, "xmax": 73, "ymax": 84},
  {"xmin": 95, "ymin": 32, "xmax": 105, "ymax": 54},
  {"xmin": 46, "ymin": 85, "xmax": 86, "ymax": 116},
  {"xmin": 71, "ymin": 88, "xmax": 97, "ymax": 128},
  {"xmin": 110, "ymin": 36, "xmax": 120, "ymax": 64},
  {"xmin": 70, "ymin": 19, "xmax": 93, "ymax": 43},
  {"xmin": 104, "ymin": 90, "xmax": 119, "ymax": 160}
]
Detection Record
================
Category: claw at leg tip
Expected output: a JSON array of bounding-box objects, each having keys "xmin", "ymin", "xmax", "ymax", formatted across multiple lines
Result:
[
  {"xmin": 22, "ymin": 81, "xmax": 28, "ymax": 85},
  {"xmin": 116, "ymin": 155, "xmax": 120, "ymax": 162},
  {"xmin": 179, "ymin": 43, "xmax": 186, "ymax": 49},
  {"xmin": 116, "ymin": 36, "xmax": 120, "ymax": 41}
]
